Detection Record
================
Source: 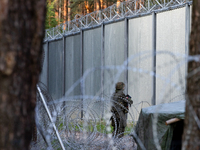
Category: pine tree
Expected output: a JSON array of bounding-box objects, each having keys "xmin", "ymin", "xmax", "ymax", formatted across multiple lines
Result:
[
  {"xmin": 69, "ymin": 0, "xmax": 119, "ymax": 20},
  {"xmin": 46, "ymin": 0, "xmax": 59, "ymax": 29}
]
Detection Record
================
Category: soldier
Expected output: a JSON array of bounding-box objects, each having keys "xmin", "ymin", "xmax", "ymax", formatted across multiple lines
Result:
[{"xmin": 110, "ymin": 82, "xmax": 133, "ymax": 138}]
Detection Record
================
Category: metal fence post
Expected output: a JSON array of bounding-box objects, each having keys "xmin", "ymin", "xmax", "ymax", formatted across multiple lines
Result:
[
  {"xmin": 101, "ymin": 22, "xmax": 105, "ymax": 119},
  {"xmin": 62, "ymin": 36, "xmax": 66, "ymax": 120},
  {"xmin": 47, "ymin": 41, "xmax": 49, "ymax": 92},
  {"xmin": 80, "ymin": 29, "xmax": 84, "ymax": 119},
  {"xmin": 86, "ymin": 15, "xmax": 88, "ymax": 27},
  {"xmin": 99, "ymin": 10, "xmax": 102, "ymax": 23},
  {"xmin": 63, "ymin": 36, "xmax": 65, "ymax": 96},
  {"xmin": 53, "ymin": 27, "xmax": 54, "ymax": 38},
  {"xmin": 185, "ymin": 3, "xmax": 191, "ymax": 86},
  {"xmin": 152, "ymin": 11, "xmax": 156, "ymax": 105},
  {"xmin": 124, "ymin": 18, "xmax": 129, "ymax": 93},
  {"xmin": 185, "ymin": 3, "xmax": 190, "ymax": 57}
]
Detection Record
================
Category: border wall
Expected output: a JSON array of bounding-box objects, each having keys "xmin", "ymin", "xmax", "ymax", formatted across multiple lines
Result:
[{"xmin": 40, "ymin": 1, "xmax": 192, "ymax": 120}]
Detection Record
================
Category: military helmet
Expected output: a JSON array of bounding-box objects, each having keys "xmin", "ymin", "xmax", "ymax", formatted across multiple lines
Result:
[{"xmin": 115, "ymin": 82, "xmax": 125, "ymax": 90}]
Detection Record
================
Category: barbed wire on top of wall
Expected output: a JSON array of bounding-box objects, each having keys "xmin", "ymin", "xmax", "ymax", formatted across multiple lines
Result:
[{"xmin": 44, "ymin": 0, "xmax": 192, "ymax": 41}]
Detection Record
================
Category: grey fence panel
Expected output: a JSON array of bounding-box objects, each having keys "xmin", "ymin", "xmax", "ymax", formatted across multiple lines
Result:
[
  {"xmin": 128, "ymin": 15, "xmax": 153, "ymax": 121},
  {"xmin": 82, "ymin": 28, "xmax": 103, "ymax": 119},
  {"xmin": 104, "ymin": 21, "xmax": 126, "ymax": 97},
  {"xmin": 65, "ymin": 34, "xmax": 82, "ymax": 97},
  {"xmin": 156, "ymin": 7, "xmax": 186, "ymax": 104},
  {"xmin": 48, "ymin": 40, "xmax": 64, "ymax": 100},
  {"xmin": 40, "ymin": 43, "xmax": 48, "ymax": 86},
  {"xmin": 63, "ymin": 35, "xmax": 82, "ymax": 121},
  {"xmin": 83, "ymin": 28, "xmax": 102, "ymax": 97}
]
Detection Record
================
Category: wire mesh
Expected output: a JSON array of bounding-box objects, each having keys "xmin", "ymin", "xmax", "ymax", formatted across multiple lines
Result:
[
  {"xmin": 31, "ymin": 48, "xmax": 189, "ymax": 149},
  {"xmin": 31, "ymin": 82, "xmax": 150, "ymax": 149}
]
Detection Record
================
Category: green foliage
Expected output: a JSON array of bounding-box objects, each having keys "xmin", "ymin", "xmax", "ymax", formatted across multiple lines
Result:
[
  {"xmin": 69, "ymin": 0, "xmax": 119, "ymax": 20},
  {"xmin": 58, "ymin": 122, "xmax": 64, "ymax": 130},
  {"xmin": 45, "ymin": 0, "xmax": 127, "ymax": 28},
  {"xmin": 59, "ymin": 119, "xmax": 133, "ymax": 135},
  {"xmin": 69, "ymin": 0, "xmax": 85, "ymax": 20},
  {"xmin": 51, "ymin": 139, "xmax": 63, "ymax": 150},
  {"xmin": 45, "ymin": 0, "xmax": 58, "ymax": 29},
  {"xmin": 96, "ymin": 121, "xmax": 107, "ymax": 132}
]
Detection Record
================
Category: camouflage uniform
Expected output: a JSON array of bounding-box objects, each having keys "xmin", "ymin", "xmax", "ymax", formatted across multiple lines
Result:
[{"xmin": 110, "ymin": 82, "xmax": 133, "ymax": 138}]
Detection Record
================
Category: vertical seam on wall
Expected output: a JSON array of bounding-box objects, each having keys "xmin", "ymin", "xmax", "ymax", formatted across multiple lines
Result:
[
  {"xmin": 62, "ymin": 36, "xmax": 66, "ymax": 116},
  {"xmin": 63, "ymin": 36, "xmax": 65, "ymax": 96},
  {"xmin": 101, "ymin": 23, "xmax": 105, "ymax": 119},
  {"xmin": 81, "ymin": 29, "xmax": 84, "ymax": 119},
  {"xmin": 185, "ymin": 4, "xmax": 190, "ymax": 87},
  {"xmin": 152, "ymin": 11, "xmax": 156, "ymax": 105},
  {"xmin": 47, "ymin": 41, "xmax": 49, "ymax": 92},
  {"xmin": 125, "ymin": 18, "xmax": 129, "ymax": 94}
]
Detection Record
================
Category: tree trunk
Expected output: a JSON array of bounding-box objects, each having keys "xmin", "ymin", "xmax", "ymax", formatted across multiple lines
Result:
[
  {"xmin": 0, "ymin": 0, "xmax": 46, "ymax": 150},
  {"xmin": 68, "ymin": 0, "xmax": 71, "ymax": 21},
  {"xmin": 96, "ymin": 0, "xmax": 101, "ymax": 11},
  {"xmin": 64, "ymin": 0, "xmax": 67, "ymax": 22},
  {"xmin": 182, "ymin": 0, "xmax": 200, "ymax": 149},
  {"xmin": 61, "ymin": 0, "xmax": 64, "ymax": 22}
]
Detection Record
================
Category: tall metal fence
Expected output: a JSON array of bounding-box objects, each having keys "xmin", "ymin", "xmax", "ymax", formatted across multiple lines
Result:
[
  {"xmin": 41, "ymin": 0, "xmax": 192, "ymax": 109},
  {"xmin": 36, "ymin": 0, "xmax": 193, "ymax": 149}
]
